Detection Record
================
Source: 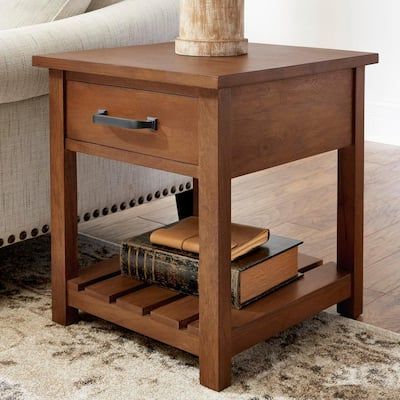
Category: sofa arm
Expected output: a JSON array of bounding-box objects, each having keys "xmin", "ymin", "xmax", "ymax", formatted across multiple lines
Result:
[{"xmin": 0, "ymin": 0, "xmax": 179, "ymax": 104}]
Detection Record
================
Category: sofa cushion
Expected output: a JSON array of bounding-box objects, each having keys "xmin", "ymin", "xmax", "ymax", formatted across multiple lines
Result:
[
  {"xmin": 0, "ymin": 0, "xmax": 92, "ymax": 30},
  {"xmin": 87, "ymin": 0, "xmax": 124, "ymax": 12}
]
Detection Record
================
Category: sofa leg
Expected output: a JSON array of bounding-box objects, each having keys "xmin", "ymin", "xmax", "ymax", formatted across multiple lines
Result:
[{"xmin": 175, "ymin": 179, "xmax": 198, "ymax": 220}]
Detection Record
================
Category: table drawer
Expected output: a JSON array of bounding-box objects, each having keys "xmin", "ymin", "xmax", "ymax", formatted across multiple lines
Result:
[{"xmin": 66, "ymin": 81, "xmax": 199, "ymax": 165}]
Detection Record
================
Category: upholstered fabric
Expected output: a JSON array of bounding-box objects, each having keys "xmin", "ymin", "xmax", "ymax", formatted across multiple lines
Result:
[
  {"xmin": 0, "ymin": 0, "xmax": 180, "ymax": 104},
  {"xmin": 0, "ymin": 96, "xmax": 188, "ymax": 246},
  {"xmin": 0, "ymin": 0, "xmax": 91, "ymax": 30},
  {"xmin": 0, "ymin": 0, "xmax": 187, "ymax": 247},
  {"xmin": 87, "ymin": 0, "xmax": 124, "ymax": 12}
]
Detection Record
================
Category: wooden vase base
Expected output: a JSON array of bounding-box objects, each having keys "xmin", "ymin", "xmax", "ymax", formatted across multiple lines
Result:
[{"xmin": 175, "ymin": 38, "xmax": 248, "ymax": 57}]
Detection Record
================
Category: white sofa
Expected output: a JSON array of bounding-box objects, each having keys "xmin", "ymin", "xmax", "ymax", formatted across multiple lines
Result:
[{"xmin": 0, "ymin": 0, "xmax": 190, "ymax": 248}]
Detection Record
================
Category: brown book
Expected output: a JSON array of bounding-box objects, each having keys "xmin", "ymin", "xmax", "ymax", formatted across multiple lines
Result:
[
  {"xmin": 121, "ymin": 231, "xmax": 302, "ymax": 309},
  {"xmin": 149, "ymin": 216, "xmax": 269, "ymax": 261}
]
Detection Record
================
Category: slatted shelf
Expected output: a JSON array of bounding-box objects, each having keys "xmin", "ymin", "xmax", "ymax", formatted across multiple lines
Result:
[
  {"xmin": 116, "ymin": 286, "xmax": 184, "ymax": 315},
  {"xmin": 67, "ymin": 254, "xmax": 351, "ymax": 357},
  {"xmin": 151, "ymin": 297, "xmax": 199, "ymax": 329},
  {"xmin": 67, "ymin": 256, "xmax": 121, "ymax": 291},
  {"xmin": 85, "ymin": 275, "xmax": 146, "ymax": 303},
  {"xmin": 298, "ymin": 253, "xmax": 323, "ymax": 273}
]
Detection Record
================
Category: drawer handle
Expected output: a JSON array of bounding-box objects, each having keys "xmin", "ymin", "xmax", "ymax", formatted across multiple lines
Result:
[{"xmin": 93, "ymin": 109, "xmax": 158, "ymax": 131}]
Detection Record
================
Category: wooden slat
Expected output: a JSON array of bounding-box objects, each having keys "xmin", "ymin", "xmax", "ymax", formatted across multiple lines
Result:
[
  {"xmin": 85, "ymin": 275, "xmax": 145, "ymax": 303},
  {"xmin": 116, "ymin": 286, "xmax": 184, "ymax": 315},
  {"xmin": 67, "ymin": 256, "xmax": 120, "ymax": 291},
  {"xmin": 298, "ymin": 253, "xmax": 323, "ymax": 273},
  {"xmin": 187, "ymin": 320, "xmax": 199, "ymax": 335},
  {"xmin": 68, "ymin": 288, "xmax": 199, "ymax": 355},
  {"xmin": 150, "ymin": 296, "xmax": 199, "ymax": 329},
  {"xmin": 231, "ymin": 263, "xmax": 351, "ymax": 355}
]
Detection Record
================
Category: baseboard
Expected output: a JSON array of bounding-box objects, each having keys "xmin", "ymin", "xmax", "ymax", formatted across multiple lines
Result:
[{"xmin": 366, "ymin": 101, "xmax": 400, "ymax": 146}]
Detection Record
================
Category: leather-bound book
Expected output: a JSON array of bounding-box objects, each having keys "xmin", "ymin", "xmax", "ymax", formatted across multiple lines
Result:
[
  {"xmin": 149, "ymin": 216, "xmax": 269, "ymax": 261},
  {"xmin": 120, "ymin": 228, "xmax": 303, "ymax": 309}
]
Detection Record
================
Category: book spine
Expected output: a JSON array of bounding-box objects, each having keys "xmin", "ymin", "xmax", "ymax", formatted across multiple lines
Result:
[
  {"xmin": 120, "ymin": 242, "xmax": 241, "ymax": 307},
  {"xmin": 120, "ymin": 243, "xmax": 201, "ymax": 297}
]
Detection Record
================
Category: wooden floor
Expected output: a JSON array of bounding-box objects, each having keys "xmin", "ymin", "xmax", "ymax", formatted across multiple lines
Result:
[{"xmin": 81, "ymin": 141, "xmax": 400, "ymax": 334}]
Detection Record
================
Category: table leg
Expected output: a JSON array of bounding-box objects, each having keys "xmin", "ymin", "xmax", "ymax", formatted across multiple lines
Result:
[
  {"xmin": 337, "ymin": 67, "xmax": 365, "ymax": 319},
  {"xmin": 49, "ymin": 69, "xmax": 79, "ymax": 325},
  {"xmin": 198, "ymin": 91, "xmax": 232, "ymax": 391}
]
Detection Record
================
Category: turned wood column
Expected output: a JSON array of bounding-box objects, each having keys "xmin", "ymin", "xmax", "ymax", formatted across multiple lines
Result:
[{"xmin": 176, "ymin": 0, "xmax": 248, "ymax": 57}]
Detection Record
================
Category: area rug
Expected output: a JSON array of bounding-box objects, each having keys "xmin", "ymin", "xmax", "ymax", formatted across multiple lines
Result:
[{"xmin": 0, "ymin": 236, "xmax": 399, "ymax": 400}]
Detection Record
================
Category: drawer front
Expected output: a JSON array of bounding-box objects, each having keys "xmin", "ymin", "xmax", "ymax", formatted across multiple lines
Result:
[{"xmin": 66, "ymin": 81, "xmax": 199, "ymax": 165}]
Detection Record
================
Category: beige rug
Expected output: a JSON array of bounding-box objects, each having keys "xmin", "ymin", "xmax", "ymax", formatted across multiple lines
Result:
[{"xmin": 0, "ymin": 235, "xmax": 399, "ymax": 400}]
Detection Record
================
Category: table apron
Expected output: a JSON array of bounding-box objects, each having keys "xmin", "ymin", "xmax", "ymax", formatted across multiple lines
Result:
[{"xmin": 230, "ymin": 69, "xmax": 354, "ymax": 177}]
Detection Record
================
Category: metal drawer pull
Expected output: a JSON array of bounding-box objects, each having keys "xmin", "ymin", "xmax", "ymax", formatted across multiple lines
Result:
[{"xmin": 93, "ymin": 109, "xmax": 158, "ymax": 131}]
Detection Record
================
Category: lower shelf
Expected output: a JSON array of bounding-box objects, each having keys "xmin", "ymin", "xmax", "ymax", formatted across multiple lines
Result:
[{"xmin": 67, "ymin": 254, "xmax": 351, "ymax": 356}]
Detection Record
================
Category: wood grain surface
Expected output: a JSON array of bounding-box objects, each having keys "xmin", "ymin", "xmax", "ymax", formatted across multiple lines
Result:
[
  {"xmin": 49, "ymin": 69, "xmax": 79, "ymax": 325},
  {"xmin": 231, "ymin": 69, "xmax": 353, "ymax": 176},
  {"xmin": 66, "ymin": 80, "xmax": 198, "ymax": 165},
  {"xmin": 197, "ymin": 89, "xmax": 232, "ymax": 390},
  {"xmin": 337, "ymin": 67, "xmax": 365, "ymax": 318},
  {"xmin": 33, "ymin": 43, "xmax": 378, "ymax": 89}
]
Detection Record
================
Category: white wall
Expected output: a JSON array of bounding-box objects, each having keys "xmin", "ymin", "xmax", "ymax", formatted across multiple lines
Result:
[{"xmin": 245, "ymin": 0, "xmax": 400, "ymax": 146}]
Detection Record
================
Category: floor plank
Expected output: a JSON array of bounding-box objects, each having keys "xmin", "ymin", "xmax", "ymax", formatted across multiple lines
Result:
[
  {"xmin": 359, "ymin": 293, "xmax": 400, "ymax": 333},
  {"xmin": 80, "ymin": 215, "xmax": 163, "ymax": 244},
  {"xmin": 365, "ymin": 251, "xmax": 400, "ymax": 294}
]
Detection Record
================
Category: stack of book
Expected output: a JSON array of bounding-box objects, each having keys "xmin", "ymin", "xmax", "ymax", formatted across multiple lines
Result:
[{"xmin": 120, "ymin": 217, "xmax": 303, "ymax": 309}]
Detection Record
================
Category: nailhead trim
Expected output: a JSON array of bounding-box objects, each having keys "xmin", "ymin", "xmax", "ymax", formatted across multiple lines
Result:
[{"xmin": 2, "ymin": 183, "xmax": 192, "ymax": 247}]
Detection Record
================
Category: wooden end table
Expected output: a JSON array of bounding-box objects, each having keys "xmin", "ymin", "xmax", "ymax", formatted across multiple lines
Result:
[{"xmin": 33, "ymin": 43, "xmax": 378, "ymax": 391}]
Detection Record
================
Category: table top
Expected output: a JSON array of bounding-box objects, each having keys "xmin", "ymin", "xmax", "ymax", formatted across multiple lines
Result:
[{"xmin": 33, "ymin": 42, "xmax": 378, "ymax": 89}]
